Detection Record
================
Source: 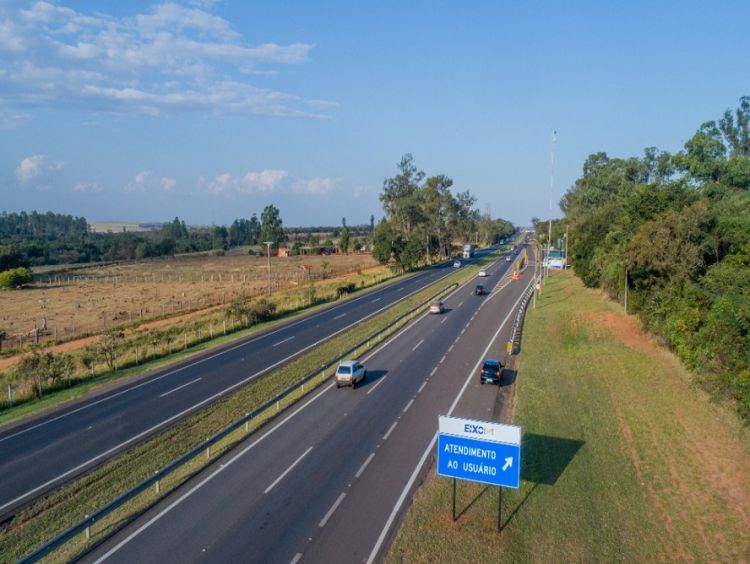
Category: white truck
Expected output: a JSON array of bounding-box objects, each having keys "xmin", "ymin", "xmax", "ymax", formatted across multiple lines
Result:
[{"xmin": 462, "ymin": 244, "xmax": 475, "ymax": 259}]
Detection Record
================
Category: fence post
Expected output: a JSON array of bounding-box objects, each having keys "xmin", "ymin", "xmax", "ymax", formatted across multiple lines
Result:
[
  {"xmin": 184, "ymin": 333, "xmax": 187, "ymax": 350},
  {"xmin": 223, "ymin": 320, "xmax": 227, "ymax": 335},
  {"xmin": 210, "ymin": 324, "xmax": 213, "ymax": 339},
  {"xmin": 7, "ymin": 384, "xmax": 12, "ymax": 408}
]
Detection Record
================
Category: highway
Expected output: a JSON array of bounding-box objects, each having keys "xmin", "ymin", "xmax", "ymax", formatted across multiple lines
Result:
[
  {"xmin": 0, "ymin": 247, "xmax": 501, "ymax": 519},
  {"xmin": 81, "ymin": 246, "xmax": 535, "ymax": 564}
]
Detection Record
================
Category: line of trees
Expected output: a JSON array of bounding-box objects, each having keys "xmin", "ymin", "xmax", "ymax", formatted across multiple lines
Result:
[
  {"xmin": 372, "ymin": 154, "xmax": 515, "ymax": 270},
  {"xmin": 561, "ymin": 96, "xmax": 750, "ymax": 418}
]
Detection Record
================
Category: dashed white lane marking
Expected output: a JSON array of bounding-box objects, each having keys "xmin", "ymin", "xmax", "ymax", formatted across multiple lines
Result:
[
  {"xmin": 412, "ymin": 339, "xmax": 424, "ymax": 352},
  {"xmin": 355, "ymin": 452, "xmax": 376, "ymax": 479},
  {"xmin": 372, "ymin": 297, "xmax": 381, "ymax": 303},
  {"xmin": 429, "ymin": 366, "xmax": 437, "ymax": 377},
  {"xmin": 334, "ymin": 313, "xmax": 347, "ymax": 320},
  {"xmin": 403, "ymin": 399, "xmax": 414, "ymax": 413},
  {"xmin": 264, "ymin": 446, "xmax": 313, "ymax": 494},
  {"xmin": 457, "ymin": 301, "xmax": 464, "ymax": 308},
  {"xmin": 290, "ymin": 553, "xmax": 302, "ymax": 564},
  {"xmin": 440, "ymin": 317, "xmax": 447, "ymax": 324},
  {"xmin": 383, "ymin": 421, "xmax": 398, "ymax": 441},
  {"xmin": 366, "ymin": 375, "xmax": 387, "ymax": 395},
  {"xmin": 367, "ymin": 277, "xmax": 536, "ymax": 564},
  {"xmin": 417, "ymin": 381, "xmax": 427, "ymax": 393},
  {"xmin": 159, "ymin": 378, "xmax": 201, "ymax": 398},
  {"xmin": 448, "ymin": 344, "xmax": 454, "ymax": 352},
  {"xmin": 319, "ymin": 492, "xmax": 346, "ymax": 527},
  {"xmin": 273, "ymin": 336, "xmax": 295, "ymax": 347}
]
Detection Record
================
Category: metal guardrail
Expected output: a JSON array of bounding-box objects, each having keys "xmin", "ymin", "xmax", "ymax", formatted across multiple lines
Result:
[
  {"xmin": 507, "ymin": 275, "xmax": 539, "ymax": 355},
  {"xmin": 19, "ymin": 281, "xmax": 459, "ymax": 563}
]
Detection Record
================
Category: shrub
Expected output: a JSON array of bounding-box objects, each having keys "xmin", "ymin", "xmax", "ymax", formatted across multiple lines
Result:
[{"xmin": 0, "ymin": 267, "xmax": 33, "ymax": 289}]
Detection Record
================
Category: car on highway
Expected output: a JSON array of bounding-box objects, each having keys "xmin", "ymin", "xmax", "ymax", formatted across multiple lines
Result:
[
  {"xmin": 506, "ymin": 256, "xmax": 512, "ymax": 262},
  {"xmin": 429, "ymin": 301, "xmax": 445, "ymax": 314},
  {"xmin": 453, "ymin": 260, "xmax": 462, "ymax": 268},
  {"xmin": 478, "ymin": 269, "xmax": 488, "ymax": 277},
  {"xmin": 335, "ymin": 360, "xmax": 367, "ymax": 388},
  {"xmin": 479, "ymin": 358, "xmax": 503, "ymax": 384},
  {"xmin": 474, "ymin": 284, "xmax": 485, "ymax": 295}
]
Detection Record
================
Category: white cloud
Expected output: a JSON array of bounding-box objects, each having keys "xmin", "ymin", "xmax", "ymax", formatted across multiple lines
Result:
[
  {"xmin": 125, "ymin": 170, "xmax": 152, "ymax": 191},
  {"xmin": 16, "ymin": 154, "xmax": 64, "ymax": 183},
  {"xmin": 73, "ymin": 180, "xmax": 101, "ymax": 193},
  {"xmin": 161, "ymin": 177, "xmax": 176, "ymax": 190},
  {"xmin": 208, "ymin": 172, "xmax": 232, "ymax": 193},
  {"xmin": 0, "ymin": 110, "xmax": 32, "ymax": 129},
  {"xmin": 239, "ymin": 169, "xmax": 288, "ymax": 193},
  {"xmin": 292, "ymin": 177, "xmax": 337, "ymax": 195},
  {"xmin": 0, "ymin": 2, "xmax": 333, "ymax": 120}
]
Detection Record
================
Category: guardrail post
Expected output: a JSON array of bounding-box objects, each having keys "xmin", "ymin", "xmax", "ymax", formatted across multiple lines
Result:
[
  {"xmin": 85, "ymin": 515, "xmax": 91, "ymax": 540},
  {"xmin": 7, "ymin": 384, "xmax": 12, "ymax": 407},
  {"xmin": 155, "ymin": 480, "xmax": 160, "ymax": 494},
  {"xmin": 206, "ymin": 446, "xmax": 211, "ymax": 459}
]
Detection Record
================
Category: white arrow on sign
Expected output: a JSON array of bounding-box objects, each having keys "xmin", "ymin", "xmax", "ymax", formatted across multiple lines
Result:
[{"xmin": 502, "ymin": 457, "xmax": 513, "ymax": 471}]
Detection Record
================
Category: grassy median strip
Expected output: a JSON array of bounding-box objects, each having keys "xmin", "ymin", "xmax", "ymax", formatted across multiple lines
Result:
[
  {"xmin": 1, "ymin": 256, "xmax": 495, "ymax": 562},
  {"xmin": 386, "ymin": 270, "xmax": 750, "ymax": 563}
]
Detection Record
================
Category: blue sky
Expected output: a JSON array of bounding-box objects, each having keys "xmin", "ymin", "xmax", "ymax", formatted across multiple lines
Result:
[{"xmin": 1, "ymin": 1, "xmax": 749, "ymax": 228}]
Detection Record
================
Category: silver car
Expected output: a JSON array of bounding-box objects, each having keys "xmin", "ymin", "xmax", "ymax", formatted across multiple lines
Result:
[{"xmin": 335, "ymin": 360, "xmax": 367, "ymax": 388}]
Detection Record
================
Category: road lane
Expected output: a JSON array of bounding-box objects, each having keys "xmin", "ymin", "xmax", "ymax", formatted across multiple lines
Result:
[
  {"xmin": 0, "ymin": 251, "xmax": 507, "ymax": 517},
  {"xmin": 80, "ymin": 247, "xmax": 533, "ymax": 563}
]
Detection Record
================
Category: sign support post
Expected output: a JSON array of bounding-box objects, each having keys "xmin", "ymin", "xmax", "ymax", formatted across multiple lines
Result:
[{"xmin": 452, "ymin": 478, "xmax": 457, "ymax": 522}]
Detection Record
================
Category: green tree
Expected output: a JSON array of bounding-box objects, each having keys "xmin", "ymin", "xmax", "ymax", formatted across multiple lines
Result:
[
  {"xmin": 339, "ymin": 224, "xmax": 350, "ymax": 255},
  {"xmin": 260, "ymin": 205, "xmax": 285, "ymax": 247}
]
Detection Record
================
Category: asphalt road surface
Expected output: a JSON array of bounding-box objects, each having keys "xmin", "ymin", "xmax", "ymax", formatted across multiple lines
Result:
[
  {"xmin": 81, "ymin": 246, "xmax": 535, "ymax": 564},
  {"xmin": 0, "ymin": 247, "xmax": 503, "ymax": 519}
]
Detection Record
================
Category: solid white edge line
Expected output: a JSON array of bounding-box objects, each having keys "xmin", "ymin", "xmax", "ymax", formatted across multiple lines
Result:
[
  {"xmin": 264, "ymin": 445, "xmax": 313, "ymax": 494},
  {"xmin": 319, "ymin": 492, "xmax": 346, "ymax": 528},
  {"xmin": 91, "ymin": 382, "xmax": 335, "ymax": 564},
  {"xmin": 366, "ymin": 276, "xmax": 534, "ymax": 564},
  {"xmin": 383, "ymin": 421, "xmax": 398, "ymax": 441},
  {"xmin": 158, "ymin": 378, "xmax": 202, "ymax": 398},
  {"xmin": 0, "ymin": 261, "xmax": 449, "ymax": 445},
  {"xmin": 1, "ymin": 269, "xmax": 446, "ymax": 512},
  {"xmin": 355, "ymin": 452, "xmax": 376, "ymax": 479}
]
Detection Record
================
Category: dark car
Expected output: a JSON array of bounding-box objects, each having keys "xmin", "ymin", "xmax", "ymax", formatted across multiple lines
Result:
[
  {"xmin": 480, "ymin": 358, "xmax": 503, "ymax": 384},
  {"xmin": 475, "ymin": 284, "xmax": 485, "ymax": 295}
]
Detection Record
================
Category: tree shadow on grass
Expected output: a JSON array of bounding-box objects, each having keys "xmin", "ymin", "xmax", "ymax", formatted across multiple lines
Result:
[{"xmin": 503, "ymin": 433, "xmax": 585, "ymax": 528}]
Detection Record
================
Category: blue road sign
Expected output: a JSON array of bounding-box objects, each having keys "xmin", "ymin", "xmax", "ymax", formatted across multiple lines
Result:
[{"xmin": 437, "ymin": 416, "xmax": 521, "ymax": 489}]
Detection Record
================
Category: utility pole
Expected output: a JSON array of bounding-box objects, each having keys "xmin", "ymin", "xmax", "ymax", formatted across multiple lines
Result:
[
  {"xmin": 547, "ymin": 129, "xmax": 556, "ymax": 279},
  {"xmin": 264, "ymin": 241, "xmax": 273, "ymax": 296}
]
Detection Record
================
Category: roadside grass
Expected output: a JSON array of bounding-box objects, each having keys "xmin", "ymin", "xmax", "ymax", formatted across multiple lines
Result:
[
  {"xmin": 0, "ymin": 255, "xmax": 494, "ymax": 562},
  {"xmin": 387, "ymin": 270, "xmax": 750, "ymax": 563}
]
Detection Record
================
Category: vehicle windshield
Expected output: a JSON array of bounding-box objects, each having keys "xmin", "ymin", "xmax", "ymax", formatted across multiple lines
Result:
[
  {"xmin": 338, "ymin": 366, "xmax": 351, "ymax": 374},
  {"xmin": 483, "ymin": 362, "xmax": 499, "ymax": 371}
]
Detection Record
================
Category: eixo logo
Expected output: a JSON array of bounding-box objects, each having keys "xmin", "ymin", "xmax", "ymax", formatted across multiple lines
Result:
[{"xmin": 464, "ymin": 424, "xmax": 493, "ymax": 436}]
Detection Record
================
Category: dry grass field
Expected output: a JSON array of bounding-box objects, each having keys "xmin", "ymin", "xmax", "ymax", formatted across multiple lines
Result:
[{"xmin": 0, "ymin": 251, "xmax": 378, "ymax": 355}]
